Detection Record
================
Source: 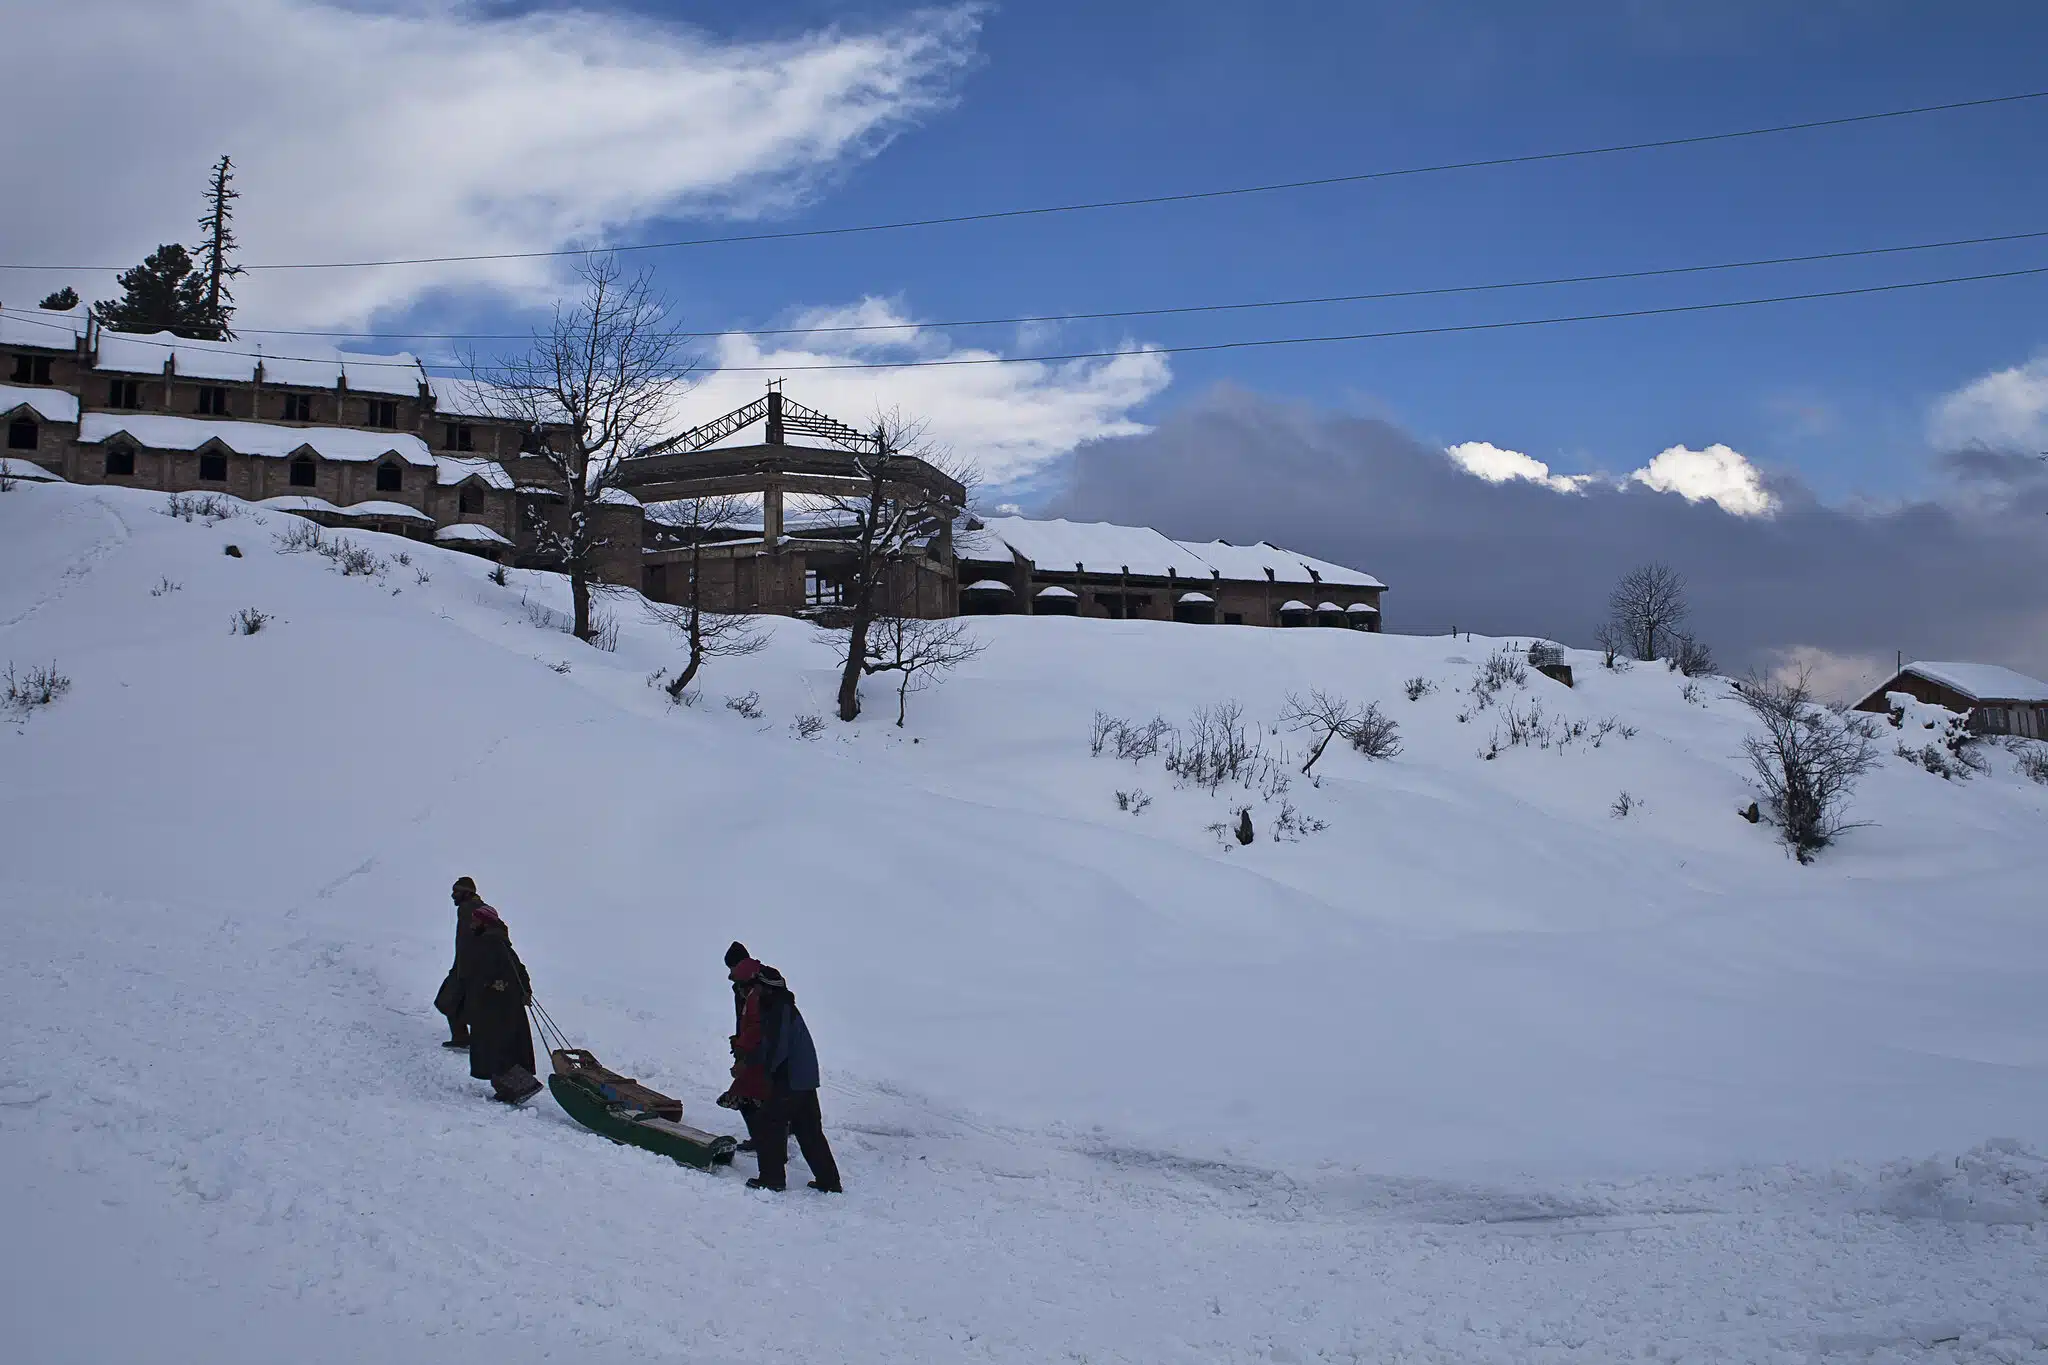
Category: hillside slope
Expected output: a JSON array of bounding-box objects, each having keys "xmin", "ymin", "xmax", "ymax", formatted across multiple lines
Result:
[{"xmin": 3, "ymin": 481, "xmax": 2046, "ymax": 1363}]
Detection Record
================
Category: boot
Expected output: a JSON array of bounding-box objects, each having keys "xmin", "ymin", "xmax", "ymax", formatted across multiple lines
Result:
[
  {"xmin": 806, "ymin": 1180, "xmax": 842, "ymax": 1194},
  {"xmin": 745, "ymin": 1177, "xmax": 785, "ymax": 1192}
]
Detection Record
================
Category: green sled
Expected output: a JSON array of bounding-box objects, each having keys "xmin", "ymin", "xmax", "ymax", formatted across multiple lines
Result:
[{"xmin": 548, "ymin": 1072, "xmax": 739, "ymax": 1170}]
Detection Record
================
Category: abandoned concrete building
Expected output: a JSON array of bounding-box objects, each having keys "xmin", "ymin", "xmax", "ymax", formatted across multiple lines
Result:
[{"xmin": 3, "ymin": 301, "xmax": 1385, "ymax": 629}]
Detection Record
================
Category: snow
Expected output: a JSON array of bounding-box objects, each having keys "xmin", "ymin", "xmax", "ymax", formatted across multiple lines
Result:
[
  {"xmin": 434, "ymin": 456, "xmax": 515, "ymax": 489},
  {"xmin": 969, "ymin": 515, "xmax": 1220, "ymax": 578},
  {"xmin": 5, "ymin": 479, "xmax": 2048, "ymax": 1362},
  {"xmin": 596, "ymin": 486, "xmax": 643, "ymax": 506},
  {"xmin": 964, "ymin": 579, "xmax": 1015, "ymax": 592},
  {"xmin": 1035, "ymin": 584, "xmax": 1077, "ymax": 598},
  {"xmin": 1906, "ymin": 661, "xmax": 2048, "ymax": 704},
  {"xmin": 78, "ymin": 412, "xmax": 436, "ymax": 466},
  {"xmin": 1316, "ymin": 600, "xmax": 1342, "ymax": 612},
  {"xmin": 1176, "ymin": 538, "xmax": 1387, "ymax": 589},
  {"xmin": 1347, "ymin": 601, "xmax": 1379, "ymax": 614},
  {"xmin": 0, "ymin": 456, "xmax": 63, "ymax": 481},
  {"xmin": 340, "ymin": 500, "xmax": 434, "ymax": 522},
  {"xmin": 0, "ymin": 302, "xmax": 87, "ymax": 350},
  {"xmin": 434, "ymin": 523, "xmax": 513, "ymax": 546},
  {"xmin": 92, "ymin": 329, "xmax": 427, "ymax": 397},
  {"xmin": 0, "ymin": 381, "xmax": 80, "ymax": 423},
  {"xmin": 258, "ymin": 494, "xmax": 348, "ymax": 515},
  {"xmin": 1177, "ymin": 590, "xmax": 1214, "ymax": 603},
  {"xmin": 1279, "ymin": 598, "xmax": 1310, "ymax": 612}
]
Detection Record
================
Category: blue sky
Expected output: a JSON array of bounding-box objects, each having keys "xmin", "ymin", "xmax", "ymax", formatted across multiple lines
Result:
[{"xmin": 587, "ymin": 0, "xmax": 2048, "ymax": 501}]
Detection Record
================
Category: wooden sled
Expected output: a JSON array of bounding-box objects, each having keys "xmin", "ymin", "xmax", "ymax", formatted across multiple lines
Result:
[{"xmin": 547, "ymin": 1048, "xmax": 738, "ymax": 1171}]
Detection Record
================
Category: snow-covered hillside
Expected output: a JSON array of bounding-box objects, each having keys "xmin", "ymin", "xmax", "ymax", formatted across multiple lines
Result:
[{"xmin": 4, "ymin": 481, "xmax": 2046, "ymax": 1363}]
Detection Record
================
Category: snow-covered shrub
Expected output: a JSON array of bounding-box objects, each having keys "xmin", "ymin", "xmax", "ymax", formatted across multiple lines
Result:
[
  {"xmin": 1271, "ymin": 800, "xmax": 1325, "ymax": 841},
  {"xmin": 1737, "ymin": 671, "xmax": 1878, "ymax": 863},
  {"xmin": 414, "ymin": 567, "xmax": 432, "ymax": 587},
  {"xmin": 163, "ymin": 491, "xmax": 239, "ymax": 524},
  {"xmin": 273, "ymin": 518, "xmax": 325, "ymax": 554},
  {"xmin": 547, "ymin": 659, "xmax": 572, "ymax": 674},
  {"xmin": 150, "ymin": 577, "xmax": 181, "ymax": 598},
  {"xmin": 1114, "ymin": 788, "xmax": 1152, "ymax": 815},
  {"xmin": 1669, "ymin": 633, "xmax": 1715, "ymax": 678},
  {"xmin": 395, "ymin": 550, "xmax": 411, "ymax": 566},
  {"xmin": 1167, "ymin": 701, "xmax": 1285, "ymax": 796},
  {"xmin": 1680, "ymin": 680, "xmax": 1704, "ymax": 706},
  {"xmin": 1474, "ymin": 646, "xmax": 1528, "ymax": 701},
  {"xmin": 588, "ymin": 606, "xmax": 620, "ymax": 652},
  {"xmin": 1348, "ymin": 702, "xmax": 1402, "ymax": 759},
  {"xmin": 1875, "ymin": 1139, "xmax": 2048, "ymax": 1224},
  {"xmin": 2, "ymin": 661, "xmax": 70, "ymax": 715},
  {"xmin": 1091, "ymin": 712, "xmax": 1170, "ymax": 763},
  {"xmin": 1494, "ymin": 699, "xmax": 1551, "ymax": 750},
  {"xmin": 1885, "ymin": 694, "xmax": 1986, "ymax": 779},
  {"xmin": 1610, "ymin": 791, "xmax": 1637, "ymax": 819},
  {"xmin": 1089, "ymin": 711, "xmax": 1117, "ymax": 757},
  {"xmin": 725, "ymin": 691, "xmax": 763, "ymax": 720},
  {"xmin": 2014, "ymin": 743, "xmax": 2048, "ymax": 785},
  {"xmin": 488, "ymin": 563, "xmax": 510, "ymax": 587},
  {"xmin": 792, "ymin": 714, "xmax": 827, "ymax": 740},
  {"xmin": 1402, "ymin": 675, "xmax": 1435, "ymax": 701},
  {"xmin": 230, "ymin": 608, "xmax": 271, "ymax": 636}
]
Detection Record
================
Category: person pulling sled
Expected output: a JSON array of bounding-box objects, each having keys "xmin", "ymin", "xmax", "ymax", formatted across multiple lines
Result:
[
  {"xmin": 718, "ymin": 942, "xmax": 841, "ymax": 1193},
  {"xmin": 444, "ymin": 878, "xmax": 542, "ymax": 1104}
]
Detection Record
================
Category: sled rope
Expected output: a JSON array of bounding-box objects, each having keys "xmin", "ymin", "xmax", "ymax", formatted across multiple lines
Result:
[{"xmin": 528, "ymin": 997, "xmax": 575, "ymax": 1055}]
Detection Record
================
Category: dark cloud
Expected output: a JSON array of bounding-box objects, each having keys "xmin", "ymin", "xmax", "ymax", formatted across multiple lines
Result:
[{"xmin": 1047, "ymin": 385, "xmax": 2048, "ymax": 690}]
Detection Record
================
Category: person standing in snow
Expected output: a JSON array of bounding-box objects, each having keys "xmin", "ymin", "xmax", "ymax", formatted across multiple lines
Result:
[
  {"xmin": 454, "ymin": 888, "xmax": 537, "ymax": 1100},
  {"xmin": 717, "ymin": 945, "xmax": 841, "ymax": 1193},
  {"xmin": 433, "ymin": 877, "xmax": 480, "ymax": 1049}
]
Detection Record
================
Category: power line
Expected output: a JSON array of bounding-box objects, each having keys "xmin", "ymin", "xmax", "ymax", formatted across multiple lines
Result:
[
  {"xmin": 3, "ymin": 88, "xmax": 2042, "ymax": 274},
  {"xmin": 22, "ymin": 226, "xmax": 2038, "ymax": 343},
  {"xmin": 10, "ymin": 261, "xmax": 2041, "ymax": 373}
]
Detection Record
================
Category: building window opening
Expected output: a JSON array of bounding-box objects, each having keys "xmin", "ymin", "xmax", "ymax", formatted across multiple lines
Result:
[
  {"xmin": 108, "ymin": 378, "xmax": 141, "ymax": 409},
  {"xmin": 444, "ymin": 422, "xmax": 474, "ymax": 451},
  {"xmin": 282, "ymin": 393, "xmax": 313, "ymax": 422},
  {"xmin": 805, "ymin": 570, "xmax": 844, "ymax": 608},
  {"xmin": 289, "ymin": 455, "xmax": 317, "ymax": 487},
  {"xmin": 196, "ymin": 386, "xmax": 230, "ymax": 416},
  {"xmin": 104, "ymin": 445, "xmax": 136, "ymax": 477},
  {"xmin": 367, "ymin": 399, "xmax": 398, "ymax": 429},
  {"xmin": 375, "ymin": 461, "xmax": 403, "ymax": 492},
  {"xmin": 458, "ymin": 485, "xmax": 482, "ymax": 515},
  {"xmin": 198, "ymin": 451, "xmax": 228, "ymax": 481},
  {"xmin": 7, "ymin": 418, "xmax": 37, "ymax": 450},
  {"xmin": 11, "ymin": 355, "xmax": 53, "ymax": 385}
]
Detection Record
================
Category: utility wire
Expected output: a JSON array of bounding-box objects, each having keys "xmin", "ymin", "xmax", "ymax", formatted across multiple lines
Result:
[
  {"xmin": 18, "ymin": 226, "xmax": 2037, "ymax": 343},
  {"xmin": 3, "ymin": 87, "xmax": 2042, "ymax": 274},
  {"xmin": 8, "ymin": 261, "xmax": 2041, "ymax": 372}
]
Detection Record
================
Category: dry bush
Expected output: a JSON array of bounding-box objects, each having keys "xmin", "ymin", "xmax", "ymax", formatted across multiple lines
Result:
[
  {"xmin": 725, "ymin": 690, "xmax": 764, "ymax": 720},
  {"xmin": 1348, "ymin": 702, "xmax": 1402, "ymax": 760},
  {"xmin": 792, "ymin": 714, "xmax": 827, "ymax": 740},
  {"xmin": 3, "ymin": 661, "xmax": 71, "ymax": 714},
  {"xmin": 1403, "ymin": 676, "xmax": 1435, "ymax": 701},
  {"xmin": 231, "ymin": 607, "xmax": 271, "ymax": 635},
  {"xmin": 1738, "ymin": 670, "xmax": 1878, "ymax": 862}
]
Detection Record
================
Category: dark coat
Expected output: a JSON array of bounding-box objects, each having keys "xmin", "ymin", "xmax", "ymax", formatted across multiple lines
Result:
[
  {"xmin": 461, "ymin": 916, "xmax": 534, "ymax": 1081},
  {"xmin": 433, "ymin": 898, "xmax": 481, "ymax": 1019}
]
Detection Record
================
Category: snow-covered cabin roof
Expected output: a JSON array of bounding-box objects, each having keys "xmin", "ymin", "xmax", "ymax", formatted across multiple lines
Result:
[
  {"xmin": 0, "ymin": 382, "xmax": 79, "ymax": 423},
  {"xmin": 92, "ymin": 329, "xmax": 426, "ymax": 397},
  {"xmin": 0, "ymin": 456, "xmax": 64, "ymax": 482},
  {"xmin": 968, "ymin": 516, "xmax": 1216, "ymax": 578},
  {"xmin": 1316, "ymin": 601, "xmax": 1343, "ymax": 613},
  {"xmin": 1904, "ymin": 661, "xmax": 2048, "ymax": 704},
  {"xmin": 339, "ymin": 500, "xmax": 432, "ymax": 521},
  {"xmin": 434, "ymin": 456, "xmax": 514, "ymax": 489},
  {"xmin": 0, "ymin": 303, "xmax": 87, "ymax": 351},
  {"xmin": 424, "ymin": 374, "xmax": 570, "ymax": 424},
  {"xmin": 78, "ymin": 413, "xmax": 434, "ymax": 466},
  {"xmin": 1173, "ymin": 539, "xmax": 1384, "ymax": 589},
  {"xmin": 436, "ymin": 523, "xmax": 512, "ymax": 547}
]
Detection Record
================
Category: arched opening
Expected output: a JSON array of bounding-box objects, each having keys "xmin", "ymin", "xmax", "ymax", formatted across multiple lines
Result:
[
  {"xmin": 289, "ymin": 455, "xmax": 317, "ymax": 488},
  {"xmin": 1276, "ymin": 599, "xmax": 1310, "ymax": 627},
  {"xmin": 1173, "ymin": 590, "xmax": 1216, "ymax": 625},
  {"xmin": 1314, "ymin": 601, "xmax": 1347, "ymax": 628},
  {"xmin": 1346, "ymin": 602, "xmax": 1380, "ymax": 632},
  {"xmin": 375, "ymin": 460, "xmax": 403, "ymax": 493},
  {"xmin": 1034, "ymin": 585, "xmax": 1079, "ymax": 617},
  {"xmin": 960, "ymin": 580, "xmax": 1016, "ymax": 615},
  {"xmin": 6, "ymin": 418, "xmax": 36, "ymax": 451},
  {"xmin": 104, "ymin": 444, "xmax": 136, "ymax": 477}
]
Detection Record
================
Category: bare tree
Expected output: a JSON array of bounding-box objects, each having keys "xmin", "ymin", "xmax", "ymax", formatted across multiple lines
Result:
[
  {"xmin": 642, "ymin": 493, "xmax": 768, "ymax": 696},
  {"xmin": 1736, "ymin": 668, "xmax": 1878, "ymax": 863},
  {"xmin": 1670, "ymin": 631, "xmax": 1716, "ymax": 678},
  {"xmin": 1606, "ymin": 562, "xmax": 1689, "ymax": 662},
  {"xmin": 862, "ymin": 613, "xmax": 984, "ymax": 727},
  {"xmin": 1279, "ymin": 689, "xmax": 1364, "ymax": 776},
  {"xmin": 466, "ymin": 256, "xmax": 694, "ymax": 642},
  {"xmin": 819, "ymin": 408, "xmax": 976, "ymax": 721}
]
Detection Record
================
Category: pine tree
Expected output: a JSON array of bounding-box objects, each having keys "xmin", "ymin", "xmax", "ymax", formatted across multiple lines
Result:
[
  {"xmin": 93, "ymin": 244, "xmax": 211, "ymax": 337},
  {"xmin": 37, "ymin": 287, "xmax": 79, "ymax": 311},
  {"xmin": 193, "ymin": 155, "xmax": 243, "ymax": 341}
]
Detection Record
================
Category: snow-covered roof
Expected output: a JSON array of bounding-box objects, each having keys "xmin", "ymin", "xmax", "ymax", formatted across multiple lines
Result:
[
  {"xmin": 595, "ymin": 487, "xmax": 642, "ymax": 507},
  {"xmin": 1904, "ymin": 661, "xmax": 2048, "ymax": 704},
  {"xmin": 1173, "ymin": 539, "xmax": 1385, "ymax": 589},
  {"xmin": 1279, "ymin": 600, "xmax": 1311, "ymax": 613},
  {"xmin": 434, "ymin": 456, "xmax": 514, "ymax": 489},
  {"xmin": 1346, "ymin": 601, "xmax": 1379, "ymax": 613},
  {"xmin": 259, "ymin": 495, "xmax": 346, "ymax": 515},
  {"xmin": 435, "ymin": 523, "xmax": 512, "ymax": 547},
  {"xmin": 1177, "ymin": 590, "xmax": 1214, "ymax": 603},
  {"xmin": 0, "ymin": 303, "xmax": 87, "ymax": 351},
  {"xmin": 0, "ymin": 382, "xmax": 79, "ymax": 423},
  {"xmin": 77, "ymin": 413, "xmax": 434, "ymax": 466},
  {"xmin": 0, "ymin": 456, "xmax": 63, "ymax": 482},
  {"xmin": 93, "ymin": 329, "xmax": 426, "ymax": 397},
  {"xmin": 340, "ymin": 500, "xmax": 432, "ymax": 521},
  {"xmin": 1036, "ymin": 585, "xmax": 1077, "ymax": 599},
  {"xmin": 969, "ymin": 516, "xmax": 1216, "ymax": 578},
  {"xmin": 1316, "ymin": 601, "xmax": 1342, "ymax": 613},
  {"xmin": 964, "ymin": 579, "xmax": 1014, "ymax": 592},
  {"xmin": 424, "ymin": 373, "xmax": 568, "ymax": 423}
]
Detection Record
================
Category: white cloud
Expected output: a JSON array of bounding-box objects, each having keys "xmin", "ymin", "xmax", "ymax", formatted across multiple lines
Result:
[
  {"xmin": 1766, "ymin": 645, "xmax": 1894, "ymax": 704},
  {"xmin": 1931, "ymin": 356, "xmax": 2048, "ymax": 451},
  {"xmin": 1443, "ymin": 441, "xmax": 1593, "ymax": 494},
  {"xmin": 1629, "ymin": 443, "xmax": 1774, "ymax": 516},
  {"xmin": 688, "ymin": 298, "xmax": 1173, "ymax": 488},
  {"xmin": 4, "ymin": 1, "xmax": 980, "ymax": 325}
]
